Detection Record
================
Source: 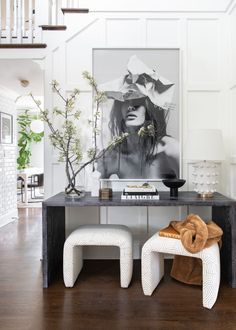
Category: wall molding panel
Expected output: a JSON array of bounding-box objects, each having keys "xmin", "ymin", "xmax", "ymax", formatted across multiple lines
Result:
[
  {"xmin": 79, "ymin": 0, "xmax": 234, "ymax": 13},
  {"xmin": 227, "ymin": 0, "xmax": 236, "ymax": 14},
  {"xmin": 186, "ymin": 90, "xmax": 222, "ymax": 129},
  {"xmin": 186, "ymin": 18, "xmax": 220, "ymax": 86},
  {"xmin": 106, "ymin": 18, "xmax": 142, "ymax": 47},
  {"xmin": 146, "ymin": 18, "xmax": 180, "ymax": 47},
  {"xmin": 230, "ymin": 157, "xmax": 236, "ymax": 198},
  {"xmin": 228, "ymin": 2, "xmax": 236, "ymax": 197}
]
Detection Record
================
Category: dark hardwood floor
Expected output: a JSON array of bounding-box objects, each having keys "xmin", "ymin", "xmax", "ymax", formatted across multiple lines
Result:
[{"xmin": 0, "ymin": 208, "xmax": 236, "ymax": 330}]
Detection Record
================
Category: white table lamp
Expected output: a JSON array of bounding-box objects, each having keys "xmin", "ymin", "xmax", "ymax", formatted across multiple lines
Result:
[{"xmin": 185, "ymin": 129, "xmax": 225, "ymax": 198}]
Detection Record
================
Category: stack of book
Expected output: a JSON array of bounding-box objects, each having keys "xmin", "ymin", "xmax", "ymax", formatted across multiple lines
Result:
[{"xmin": 121, "ymin": 183, "xmax": 159, "ymax": 200}]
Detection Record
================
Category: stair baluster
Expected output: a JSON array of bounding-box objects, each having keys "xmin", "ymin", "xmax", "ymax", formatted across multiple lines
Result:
[
  {"xmin": 17, "ymin": 0, "xmax": 23, "ymax": 43},
  {"xmin": 28, "ymin": 0, "xmax": 33, "ymax": 43},
  {"xmin": 0, "ymin": 0, "xmax": 89, "ymax": 47},
  {"xmin": 6, "ymin": 0, "xmax": 12, "ymax": 43}
]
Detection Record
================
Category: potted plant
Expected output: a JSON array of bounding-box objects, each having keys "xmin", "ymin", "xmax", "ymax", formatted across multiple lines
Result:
[
  {"xmin": 30, "ymin": 72, "xmax": 128, "ymax": 196},
  {"xmin": 17, "ymin": 110, "xmax": 44, "ymax": 170}
]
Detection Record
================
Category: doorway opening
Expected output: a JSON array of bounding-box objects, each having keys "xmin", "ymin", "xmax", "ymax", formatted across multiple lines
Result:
[{"xmin": 0, "ymin": 59, "xmax": 44, "ymax": 212}]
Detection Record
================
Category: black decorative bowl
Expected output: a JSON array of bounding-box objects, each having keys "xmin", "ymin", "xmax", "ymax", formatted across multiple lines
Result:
[{"xmin": 162, "ymin": 179, "xmax": 186, "ymax": 199}]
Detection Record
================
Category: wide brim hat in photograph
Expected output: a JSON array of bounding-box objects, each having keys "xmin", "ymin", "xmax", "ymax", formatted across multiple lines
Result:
[{"xmin": 99, "ymin": 55, "xmax": 175, "ymax": 111}]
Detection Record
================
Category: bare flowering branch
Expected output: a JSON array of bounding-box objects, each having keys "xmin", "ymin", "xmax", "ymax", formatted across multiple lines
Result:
[
  {"xmin": 108, "ymin": 132, "xmax": 129, "ymax": 149},
  {"xmin": 138, "ymin": 123, "xmax": 155, "ymax": 137},
  {"xmin": 30, "ymin": 74, "xmax": 128, "ymax": 196}
]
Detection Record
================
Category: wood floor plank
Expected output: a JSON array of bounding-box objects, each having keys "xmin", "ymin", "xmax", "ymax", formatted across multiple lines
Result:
[{"xmin": 0, "ymin": 208, "xmax": 236, "ymax": 329}]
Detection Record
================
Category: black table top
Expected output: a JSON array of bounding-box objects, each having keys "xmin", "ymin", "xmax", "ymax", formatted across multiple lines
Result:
[{"xmin": 43, "ymin": 191, "xmax": 236, "ymax": 208}]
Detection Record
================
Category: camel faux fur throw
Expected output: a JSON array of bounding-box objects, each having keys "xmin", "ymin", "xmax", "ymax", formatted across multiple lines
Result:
[{"xmin": 169, "ymin": 214, "xmax": 223, "ymax": 286}]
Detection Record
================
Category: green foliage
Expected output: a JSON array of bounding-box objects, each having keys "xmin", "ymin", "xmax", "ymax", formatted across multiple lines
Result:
[{"xmin": 17, "ymin": 110, "xmax": 44, "ymax": 169}]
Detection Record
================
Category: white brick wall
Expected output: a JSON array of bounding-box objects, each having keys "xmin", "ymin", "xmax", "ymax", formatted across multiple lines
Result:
[{"xmin": 0, "ymin": 90, "xmax": 18, "ymax": 228}]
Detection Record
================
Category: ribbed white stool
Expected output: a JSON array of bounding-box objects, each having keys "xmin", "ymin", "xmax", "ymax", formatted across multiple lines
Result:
[
  {"xmin": 141, "ymin": 233, "xmax": 220, "ymax": 309},
  {"xmin": 63, "ymin": 224, "xmax": 133, "ymax": 288}
]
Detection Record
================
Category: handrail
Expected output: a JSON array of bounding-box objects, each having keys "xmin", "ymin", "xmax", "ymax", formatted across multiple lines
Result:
[
  {"xmin": 0, "ymin": 0, "xmax": 81, "ymax": 45},
  {"xmin": 0, "ymin": 0, "xmax": 35, "ymax": 44}
]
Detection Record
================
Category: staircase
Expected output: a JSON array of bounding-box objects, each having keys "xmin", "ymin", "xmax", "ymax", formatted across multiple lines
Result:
[{"xmin": 0, "ymin": 0, "xmax": 89, "ymax": 48}]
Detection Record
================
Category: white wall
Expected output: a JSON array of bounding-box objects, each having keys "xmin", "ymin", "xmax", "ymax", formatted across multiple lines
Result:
[
  {"xmin": 30, "ymin": 137, "xmax": 44, "ymax": 169},
  {"xmin": 44, "ymin": 10, "xmax": 229, "ymax": 193},
  {"xmin": 0, "ymin": 87, "xmax": 18, "ymax": 228},
  {"xmin": 79, "ymin": 0, "xmax": 233, "ymax": 12},
  {"xmin": 228, "ymin": 2, "xmax": 236, "ymax": 198},
  {"xmin": 42, "ymin": 3, "xmax": 234, "ymax": 258}
]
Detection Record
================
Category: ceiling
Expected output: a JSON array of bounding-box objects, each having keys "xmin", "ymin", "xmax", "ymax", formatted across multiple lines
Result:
[{"xmin": 0, "ymin": 59, "xmax": 44, "ymax": 107}]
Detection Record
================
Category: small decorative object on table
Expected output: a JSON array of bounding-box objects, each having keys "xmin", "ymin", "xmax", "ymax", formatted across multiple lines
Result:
[
  {"xmin": 99, "ymin": 188, "xmax": 113, "ymax": 200},
  {"xmin": 121, "ymin": 183, "xmax": 159, "ymax": 200},
  {"xmin": 91, "ymin": 163, "xmax": 101, "ymax": 197},
  {"xmin": 162, "ymin": 179, "xmax": 186, "ymax": 199},
  {"xmin": 184, "ymin": 129, "xmax": 225, "ymax": 198}
]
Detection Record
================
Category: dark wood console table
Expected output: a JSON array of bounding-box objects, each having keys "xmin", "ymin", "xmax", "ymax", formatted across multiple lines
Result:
[{"xmin": 42, "ymin": 191, "xmax": 236, "ymax": 288}]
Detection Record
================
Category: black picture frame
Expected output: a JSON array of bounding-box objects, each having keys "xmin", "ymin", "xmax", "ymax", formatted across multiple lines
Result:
[{"xmin": 93, "ymin": 48, "xmax": 180, "ymax": 180}]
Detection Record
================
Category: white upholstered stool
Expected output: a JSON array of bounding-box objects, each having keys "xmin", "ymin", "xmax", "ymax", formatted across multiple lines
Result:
[
  {"xmin": 63, "ymin": 224, "xmax": 133, "ymax": 288},
  {"xmin": 141, "ymin": 233, "xmax": 220, "ymax": 309}
]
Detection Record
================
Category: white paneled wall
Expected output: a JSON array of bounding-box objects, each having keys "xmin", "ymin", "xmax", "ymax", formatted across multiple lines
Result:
[
  {"xmin": 187, "ymin": 91, "xmax": 221, "ymax": 129},
  {"xmin": 187, "ymin": 19, "xmax": 220, "ymax": 87},
  {"xmin": 229, "ymin": 3, "xmax": 236, "ymax": 198},
  {"xmin": 43, "ymin": 7, "xmax": 233, "ymax": 258},
  {"xmin": 106, "ymin": 19, "xmax": 142, "ymax": 47},
  {"xmin": 146, "ymin": 19, "xmax": 180, "ymax": 48},
  {"xmin": 79, "ymin": 0, "xmax": 232, "ymax": 12},
  {"xmin": 229, "ymin": 5, "xmax": 236, "ymax": 83}
]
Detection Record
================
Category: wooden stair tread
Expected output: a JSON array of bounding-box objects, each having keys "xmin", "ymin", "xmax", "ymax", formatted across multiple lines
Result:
[
  {"xmin": 39, "ymin": 25, "xmax": 67, "ymax": 31},
  {"xmin": 0, "ymin": 43, "xmax": 47, "ymax": 48},
  {"xmin": 61, "ymin": 8, "xmax": 89, "ymax": 14}
]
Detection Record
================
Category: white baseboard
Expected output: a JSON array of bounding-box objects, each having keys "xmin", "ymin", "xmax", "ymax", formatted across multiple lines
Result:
[{"xmin": 0, "ymin": 209, "xmax": 18, "ymax": 228}]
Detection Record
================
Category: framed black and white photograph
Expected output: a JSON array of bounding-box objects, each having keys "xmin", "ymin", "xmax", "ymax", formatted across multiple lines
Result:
[
  {"xmin": 0, "ymin": 112, "xmax": 13, "ymax": 144},
  {"xmin": 93, "ymin": 48, "xmax": 180, "ymax": 180}
]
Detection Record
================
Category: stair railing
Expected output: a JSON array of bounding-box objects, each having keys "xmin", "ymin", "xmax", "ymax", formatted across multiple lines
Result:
[
  {"xmin": 0, "ymin": 0, "xmax": 81, "ymax": 45},
  {"xmin": 0, "ymin": 0, "xmax": 35, "ymax": 44},
  {"xmin": 47, "ymin": 0, "xmax": 80, "ymax": 25}
]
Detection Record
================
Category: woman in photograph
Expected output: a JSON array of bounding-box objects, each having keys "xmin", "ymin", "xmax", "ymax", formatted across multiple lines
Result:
[{"xmin": 97, "ymin": 55, "xmax": 179, "ymax": 179}]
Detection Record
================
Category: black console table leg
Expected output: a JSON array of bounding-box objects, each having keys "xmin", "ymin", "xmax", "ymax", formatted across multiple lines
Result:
[
  {"xmin": 42, "ymin": 205, "xmax": 65, "ymax": 288},
  {"xmin": 212, "ymin": 205, "xmax": 236, "ymax": 287}
]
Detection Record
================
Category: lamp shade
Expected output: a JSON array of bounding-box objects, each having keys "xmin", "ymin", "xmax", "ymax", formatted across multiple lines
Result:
[
  {"xmin": 185, "ymin": 129, "xmax": 225, "ymax": 161},
  {"xmin": 30, "ymin": 119, "xmax": 44, "ymax": 134}
]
